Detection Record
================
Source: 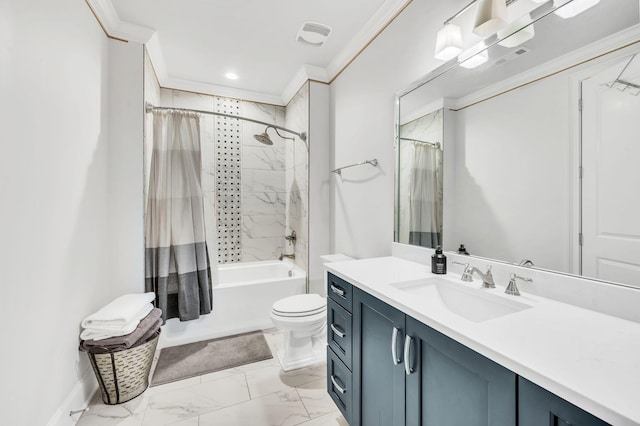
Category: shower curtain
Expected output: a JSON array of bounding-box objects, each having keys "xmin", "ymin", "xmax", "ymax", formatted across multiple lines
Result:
[
  {"xmin": 409, "ymin": 143, "xmax": 443, "ymax": 248},
  {"xmin": 145, "ymin": 110, "xmax": 213, "ymax": 322}
]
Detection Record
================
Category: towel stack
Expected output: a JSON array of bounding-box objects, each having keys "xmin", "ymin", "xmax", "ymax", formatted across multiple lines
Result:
[{"xmin": 79, "ymin": 293, "xmax": 162, "ymax": 354}]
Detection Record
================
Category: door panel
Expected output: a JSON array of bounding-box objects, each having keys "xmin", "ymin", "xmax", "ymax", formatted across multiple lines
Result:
[
  {"xmin": 582, "ymin": 56, "xmax": 640, "ymax": 288},
  {"xmin": 405, "ymin": 316, "xmax": 516, "ymax": 426},
  {"xmin": 352, "ymin": 288, "xmax": 406, "ymax": 426}
]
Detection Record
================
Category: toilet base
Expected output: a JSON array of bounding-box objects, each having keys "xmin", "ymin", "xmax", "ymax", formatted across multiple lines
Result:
[
  {"xmin": 276, "ymin": 346, "xmax": 326, "ymax": 372},
  {"xmin": 276, "ymin": 327, "xmax": 326, "ymax": 372}
]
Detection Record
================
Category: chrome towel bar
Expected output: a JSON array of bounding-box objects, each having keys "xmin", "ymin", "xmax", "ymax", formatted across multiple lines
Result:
[{"xmin": 331, "ymin": 159, "xmax": 378, "ymax": 176}]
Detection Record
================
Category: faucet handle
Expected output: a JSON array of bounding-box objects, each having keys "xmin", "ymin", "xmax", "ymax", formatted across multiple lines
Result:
[
  {"xmin": 482, "ymin": 266, "xmax": 496, "ymax": 289},
  {"xmin": 453, "ymin": 262, "xmax": 472, "ymax": 282},
  {"xmin": 505, "ymin": 273, "xmax": 532, "ymax": 296}
]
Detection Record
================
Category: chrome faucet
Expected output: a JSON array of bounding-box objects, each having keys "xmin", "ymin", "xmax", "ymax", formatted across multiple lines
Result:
[
  {"xmin": 279, "ymin": 253, "xmax": 295, "ymax": 261},
  {"xmin": 505, "ymin": 273, "xmax": 532, "ymax": 296},
  {"xmin": 285, "ymin": 230, "xmax": 297, "ymax": 245},
  {"xmin": 453, "ymin": 262, "xmax": 495, "ymax": 288}
]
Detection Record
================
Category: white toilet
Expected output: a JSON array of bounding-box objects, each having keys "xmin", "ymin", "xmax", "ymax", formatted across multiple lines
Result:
[{"xmin": 270, "ymin": 293, "xmax": 327, "ymax": 371}]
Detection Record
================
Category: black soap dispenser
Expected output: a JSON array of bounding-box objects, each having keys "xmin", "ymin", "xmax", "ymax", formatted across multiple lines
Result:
[{"xmin": 431, "ymin": 246, "xmax": 447, "ymax": 275}]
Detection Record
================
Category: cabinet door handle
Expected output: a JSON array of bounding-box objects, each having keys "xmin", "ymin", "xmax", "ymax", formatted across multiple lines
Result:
[
  {"xmin": 331, "ymin": 375, "xmax": 347, "ymax": 394},
  {"xmin": 330, "ymin": 323, "xmax": 346, "ymax": 338},
  {"xmin": 404, "ymin": 335, "xmax": 414, "ymax": 375},
  {"xmin": 391, "ymin": 326, "xmax": 402, "ymax": 365},
  {"xmin": 330, "ymin": 284, "xmax": 346, "ymax": 298}
]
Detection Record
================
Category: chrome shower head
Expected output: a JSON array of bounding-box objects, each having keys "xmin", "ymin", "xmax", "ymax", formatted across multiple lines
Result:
[{"xmin": 253, "ymin": 129, "xmax": 274, "ymax": 145}]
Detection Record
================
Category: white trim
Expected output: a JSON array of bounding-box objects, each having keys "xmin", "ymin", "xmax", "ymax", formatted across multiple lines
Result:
[
  {"xmin": 145, "ymin": 33, "xmax": 169, "ymax": 83},
  {"xmin": 325, "ymin": 0, "xmax": 412, "ymax": 80},
  {"xmin": 281, "ymin": 65, "xmax": 328, "ymax": 105},
  {"xmin": 87, "ymin": 0, "xmax": 154, "ymax": 43},
  {"xmin": 162, "ymin": 76, "xmax": 285, "ymax": 106},
  {"xmin": 45, "ymin": 368, "xmax": 97, "ymax": 426},
  {"xmin": 90, "ymin": 0, "xmax": 409, "ymax": 104},
  {"xmin": 452, "ymin": 24, "xmax": 640, "ymax": 109}
]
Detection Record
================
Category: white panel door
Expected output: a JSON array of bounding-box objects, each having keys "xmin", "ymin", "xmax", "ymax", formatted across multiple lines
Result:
[{"xmin": 581, "ymin": 56, "xmax": 640, "ymax": 288}]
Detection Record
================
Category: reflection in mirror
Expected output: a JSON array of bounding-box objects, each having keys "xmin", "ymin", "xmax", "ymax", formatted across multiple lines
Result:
[
  {"xmin": 395, "ymin": 0, "xmax": 640, "ymax": 288},
  {"xmin": 397, "ymin": 109, "xmax": 444, "ymax": 248}
]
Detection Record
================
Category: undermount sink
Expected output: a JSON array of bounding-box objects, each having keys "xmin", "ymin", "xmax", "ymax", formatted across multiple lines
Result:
[{"xmin": 390, "ymin": 276, "xmax": 532, "ymax": 323}]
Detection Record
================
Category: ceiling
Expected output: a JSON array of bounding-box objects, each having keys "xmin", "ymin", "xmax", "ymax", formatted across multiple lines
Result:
[{"xmin": 99, "ymin": 0, "xmax": 409, "ymax": 104}]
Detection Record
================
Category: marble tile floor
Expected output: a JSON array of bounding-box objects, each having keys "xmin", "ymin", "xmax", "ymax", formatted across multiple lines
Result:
[{"xmin": 77, "ymin": 329, "xmax": 347, "ymax": 426}]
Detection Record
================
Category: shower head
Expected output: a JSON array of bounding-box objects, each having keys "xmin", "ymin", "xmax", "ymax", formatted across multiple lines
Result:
[
  {"xmin": 253, "ymin": 129, "xmax": 274, "ymax": 145},
  {"xmin": 254, "ymin": 126, "xmax": 296, "ymax": 145}
]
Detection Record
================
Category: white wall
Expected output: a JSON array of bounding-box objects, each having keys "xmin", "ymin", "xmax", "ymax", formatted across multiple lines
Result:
[
  {"xmin": 449, "ymin": 75, "xmax": 571, "ymax": 272},
  {"xmin": 0, "ymin": 1, "xmax": 110, "ymax": 424},
  {"xmin": 107, "ymin": 41, "xmax": 145, "ymax": 298},
  {"xmin": 308, "ymin": 82, "xmax": 331, "ymax": 295},
  {"xmin": 330, "ymin": 0, "xmax": 471, "ymax": 258}
]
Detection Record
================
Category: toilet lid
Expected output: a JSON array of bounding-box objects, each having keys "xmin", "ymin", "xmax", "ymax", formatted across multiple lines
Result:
[{"xmin": 273, "ymin": 294, "xmax": 326, "ymax": 317}]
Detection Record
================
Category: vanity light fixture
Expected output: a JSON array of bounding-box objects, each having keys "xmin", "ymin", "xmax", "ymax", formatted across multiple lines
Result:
[
  {"xmin": 434, "ymin": 23, "xmax": 464, "ymax": 61},
  {"xmin": 497, "ymin": 15, "xmax": 535, "ymax": 47},
  {"xmin": 473, "ymin": 0, "xmax": 508, "ymax": 37},
  {"xmin": 458, "ymin": 42, "xmax": 489, "ymax": 69},
  {"xmin": 553, "ymin": 0, "xmax": 600, "ymax": 19}
]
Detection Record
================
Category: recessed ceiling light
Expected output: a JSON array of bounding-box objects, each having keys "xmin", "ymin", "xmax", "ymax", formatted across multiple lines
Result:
[{"xmin": 225, "ymin": 72, "xmax": 238, "ymax": 80}]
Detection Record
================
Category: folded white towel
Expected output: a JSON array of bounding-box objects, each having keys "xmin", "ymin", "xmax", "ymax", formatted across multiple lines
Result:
[
  {"xmin": 80, "ymin": 304, "xmax": 154, "ymax": 340},
  {"xmin": 81, "ymin": 293, "xmax": 155, "ymax": 329}
]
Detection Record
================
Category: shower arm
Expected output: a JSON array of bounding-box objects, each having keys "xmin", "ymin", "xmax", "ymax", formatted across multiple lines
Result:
[{"xmin": 145, "ymin": 103, "xmax": 307, "ymax": 142}]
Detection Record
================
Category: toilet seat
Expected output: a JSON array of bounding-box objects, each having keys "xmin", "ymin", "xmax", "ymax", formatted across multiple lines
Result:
[{"xmin": 272, "ymin": 294, "xmax": 326, "ymax": 318}]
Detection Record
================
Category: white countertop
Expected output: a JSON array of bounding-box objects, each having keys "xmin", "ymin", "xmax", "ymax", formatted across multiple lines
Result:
[{"xmin": 326, "ymin": 256, "xmax": 640, "ymax": 426}]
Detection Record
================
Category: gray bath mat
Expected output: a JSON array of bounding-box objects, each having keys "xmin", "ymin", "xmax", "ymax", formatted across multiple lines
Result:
[{"xmin": 151, "ymin": 331, "xmax": 273, "ymax": 386}]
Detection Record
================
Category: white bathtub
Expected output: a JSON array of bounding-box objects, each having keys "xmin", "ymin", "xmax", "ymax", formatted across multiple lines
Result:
[{"xmin": 158, "ymin": 260, "xmax": 306, "ymax": 349}]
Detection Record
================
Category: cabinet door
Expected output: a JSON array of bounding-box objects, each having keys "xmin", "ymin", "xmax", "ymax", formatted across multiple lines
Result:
[
  {"xmin": 519, "ymin": 377, "xmax": 609, "ymax": 426},
  {"xmin": 353, "ymin": 288, "xmax": 406, "ymax": 426},
  {"xmin": 405, "ymin": 316, "xmax": 516, "ymax": 426}
]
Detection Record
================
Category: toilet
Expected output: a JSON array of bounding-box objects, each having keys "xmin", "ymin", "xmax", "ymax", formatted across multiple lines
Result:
[{"xmin": 270, "ymin": 293, "xmax": 327, "ymax": 371}]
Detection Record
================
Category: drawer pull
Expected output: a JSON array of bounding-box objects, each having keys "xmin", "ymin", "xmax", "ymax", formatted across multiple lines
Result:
[
  {"xmin": 404, "ymin": 335, "xmax": 414, "ymax": 375},
  {"xmin": 331, "ymin": 375, "xmax": 347, "ymax": 394},
  {"xmin": 330, "ymin": 284, "xmax": 346, "ymax": 298},
  {"xmin": 330, "ymin": 324, "xmax": 346, "ymax": 338},
  {"xmin": 391, "ymin": 326, "xmax": 401, "ymax": 365}
]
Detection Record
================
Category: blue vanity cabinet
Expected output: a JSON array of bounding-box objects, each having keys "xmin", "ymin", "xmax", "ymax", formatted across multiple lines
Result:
[
  {"xmin": 404, "ymin": 316, "xmax": 516, "ymax": 426},
  {"xmin": 518, "ymin": 377, "xmax": 609, "ymax": 426},
  {"xmin": 327, "ymin": 273, "xmax": 354, "ymax": 423},
  {"xmin": 352, "ymin": 287, "xmax": 407, "ymax": 426}
]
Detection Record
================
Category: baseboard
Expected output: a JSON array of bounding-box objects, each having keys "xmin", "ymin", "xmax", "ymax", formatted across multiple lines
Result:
[{"xmin": 46, "ymin": 368, "xmax": 98, "ymax": 426}]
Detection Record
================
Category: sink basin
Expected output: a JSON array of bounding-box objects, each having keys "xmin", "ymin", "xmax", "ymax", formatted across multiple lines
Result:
[{"xmin": 390, "ymin": 276, "xmax": 532, "ymax": 322}]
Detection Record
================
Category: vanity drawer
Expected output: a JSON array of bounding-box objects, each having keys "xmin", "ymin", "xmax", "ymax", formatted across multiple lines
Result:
[
  {"xmin": 327, "ymin": 346, "xmax": 352, "ymax": 423},
  {"xmin": 328, "ymin": 273, "xmax": 352, "ymax": 312},
  {"xmin": 327, "ymin": 298, "xmax": 352, "ymax": 369}
]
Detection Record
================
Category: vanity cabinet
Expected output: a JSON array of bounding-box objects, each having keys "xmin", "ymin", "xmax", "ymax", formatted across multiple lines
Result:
[
  {"xmin": 352, "ymin": 287, "xmax": 406, "ymax": 426},
  {"xmin": 518, "ymin": 377, "xmax": 609, "ymax": 426},
  {"xmin": 327, "ymin": 273, "xmax": 607, "ymax": 425},
  {"xmin": 404, "ymin": 316, "xmax": 516, "ymax": 426}
]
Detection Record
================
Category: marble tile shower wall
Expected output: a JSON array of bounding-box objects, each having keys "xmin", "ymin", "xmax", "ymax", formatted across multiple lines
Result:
[
  {"xmin": 158, "ymin": 89, "xmax": 288, "ymax": 264},
  {"xmin": 285, "ymin": 82, "xmax": 310, "ymax": 272}
]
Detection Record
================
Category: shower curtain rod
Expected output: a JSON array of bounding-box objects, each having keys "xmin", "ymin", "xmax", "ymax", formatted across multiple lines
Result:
[
  {"xmin": 400, "ymin": 137, "xmax": 441, "ymax": 148},
  {"xmin": 145, "ymin": 103, "xmax": 307, "ymax": 141}
]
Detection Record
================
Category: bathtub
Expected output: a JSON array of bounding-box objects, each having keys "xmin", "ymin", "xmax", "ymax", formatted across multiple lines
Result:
[{"xmin": 158, "ymin": 260, "xmax": 306, "ymax": 349}]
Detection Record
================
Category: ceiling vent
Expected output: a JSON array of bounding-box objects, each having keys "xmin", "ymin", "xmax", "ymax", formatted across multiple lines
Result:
[
  {"xmin": 296, "ymin": 22, "xmax": 332, "ymax": 47},
  {"xmin": 493, "ymin": 46, "xmax": 532, "ymax": 67}
]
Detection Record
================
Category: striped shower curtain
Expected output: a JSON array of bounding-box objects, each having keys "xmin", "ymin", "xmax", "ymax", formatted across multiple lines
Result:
[
  {"xmin": 145, "ymin": 110, "xmax": 213, "ymax": 322},
  {"xmin": 409, "ymin": 142, "xmax": 443, "ymax": 248}
]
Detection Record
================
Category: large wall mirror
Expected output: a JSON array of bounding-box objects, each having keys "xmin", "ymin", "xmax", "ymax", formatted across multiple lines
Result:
[{"xmin": 395, "ymin": 0, "xmax": 640, "ymax": 288}]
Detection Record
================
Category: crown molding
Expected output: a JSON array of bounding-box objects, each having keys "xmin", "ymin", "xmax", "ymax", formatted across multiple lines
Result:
[
  {"xmin": 162, "ymin": 76, "xmax": 285, "ymax": 106},
  {"xmin": 89, "ymin": 0, "xmax": 411, "ymax": 104},
  {"xmin": 325, "ymin": 0, "xmax": 412, "ymax": 81},
  {"xmin": 86, "ymin": 0, "xmax": 154, "ymax": 43},
  {"xmin": 281, "ymin": 65, "xmax": 328, "ymax": 105}
]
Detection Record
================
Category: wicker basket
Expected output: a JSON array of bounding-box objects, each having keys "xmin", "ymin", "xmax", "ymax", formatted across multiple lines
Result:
[{"xmin": 87, "ymin": 331, "xmax": 159, "ymax": 405}]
